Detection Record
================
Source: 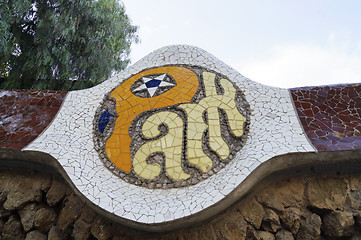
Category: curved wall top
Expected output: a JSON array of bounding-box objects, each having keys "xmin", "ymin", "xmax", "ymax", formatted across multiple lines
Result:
[{"xmin": 1, "ymin": 45, "xmax": 361, "ymax": 231}]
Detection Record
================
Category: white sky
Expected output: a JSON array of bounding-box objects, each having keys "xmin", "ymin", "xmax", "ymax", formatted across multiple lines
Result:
[{"xmin": 121, "ymin": 0, "xmax": 361, "ymax": 88}]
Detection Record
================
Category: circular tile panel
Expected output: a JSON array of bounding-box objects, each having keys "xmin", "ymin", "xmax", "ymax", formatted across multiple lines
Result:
[{"xmin": 94, "ymin": 65, "xmax": 250, "ymax": 188}]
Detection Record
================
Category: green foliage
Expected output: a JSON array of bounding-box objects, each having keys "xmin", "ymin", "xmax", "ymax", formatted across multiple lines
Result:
[{"xmin": 0, "ymin": 0, "xmax": 138, "ymax": 90}]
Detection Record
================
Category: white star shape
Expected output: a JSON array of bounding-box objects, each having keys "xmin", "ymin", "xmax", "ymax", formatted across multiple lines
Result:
[{"xmin": 133, "ymin": 74, "xmax": 175, "ymax": 97}]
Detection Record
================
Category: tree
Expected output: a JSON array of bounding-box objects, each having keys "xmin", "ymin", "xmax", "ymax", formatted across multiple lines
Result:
[{"xmin": 0, "ymin": 0, "xmax": 138, "ymax": 90}]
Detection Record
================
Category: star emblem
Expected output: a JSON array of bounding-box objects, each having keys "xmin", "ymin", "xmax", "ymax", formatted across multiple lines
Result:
[{"xmin": 133, "ymin": 74, "xmax": 175, "ymax": 97}]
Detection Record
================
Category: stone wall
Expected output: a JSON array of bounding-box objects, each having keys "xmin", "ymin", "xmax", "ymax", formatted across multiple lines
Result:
[{"xmin": 1, "ymin": 167, "xmax": 361, "ymax": 240}]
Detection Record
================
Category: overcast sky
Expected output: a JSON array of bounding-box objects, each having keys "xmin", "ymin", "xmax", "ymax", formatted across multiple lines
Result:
[{"xmin": 121, "ymin": 0, "xmax": 361, "ymax": 88}]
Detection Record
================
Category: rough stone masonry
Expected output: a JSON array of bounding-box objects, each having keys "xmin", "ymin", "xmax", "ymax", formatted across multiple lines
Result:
[{"xmin": 1, "ymin": 166, "xmax": 361, "ymax": 239}]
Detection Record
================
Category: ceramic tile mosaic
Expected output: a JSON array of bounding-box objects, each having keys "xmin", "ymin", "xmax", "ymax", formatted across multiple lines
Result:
[
  {"xmin": 0, "ymin": 90, "xmax": 67, "ymax": 149},
  {"xmin": 2, "ymin": 45, "xmax": 359, "ymax": 229},
  {"xmin": 93, "ymin": 65, "xmax": 250, "ymax": 188},
  {"xmin": 291, "ymin": 84, "xmax": 361, "ymax": 151}
]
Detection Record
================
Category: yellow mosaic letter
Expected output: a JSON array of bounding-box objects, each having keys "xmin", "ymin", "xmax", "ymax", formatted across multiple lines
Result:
[
  {"xmin": 178, "ymin": 104, "xmax": 212, "ymax": 172},
  {"xmin": 217, "ymin": 78, "xmax": 246, "ymax": 137},
  {"xmin": 179, "ymin": 71, "xmax": 246, "ymax": 171},
  {"xmin": 105, "ymin": 67, "xmax": 198, "ymax": 173},
  {"xmin": 202, "ymin": 72, "xmax": 229, "ymax": 159},
  {"xmin": 133, "ymin": 111, "xmax": 190, "ymax": 181},
  {"xmin": 201, "ymin": 72, "xmax": 247, "ymax": 159}
]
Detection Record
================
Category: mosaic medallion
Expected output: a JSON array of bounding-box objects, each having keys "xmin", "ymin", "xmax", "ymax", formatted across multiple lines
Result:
[
  {"xmin": 13, "ymin": 45, "xmax": 326, "ymax": 228},
  {"xmin": 94, "ymin": 65, "xmax": 250, "ymax": 188}
]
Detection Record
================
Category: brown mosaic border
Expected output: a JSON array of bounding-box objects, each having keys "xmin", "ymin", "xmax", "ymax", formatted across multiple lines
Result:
[
  {"xmin": 0, "ymin": 90, "xmax": 67, "ymax": 150},
  {"xmin": 290, "ymin": 84, "xmax": 361, "ymax": 151}
]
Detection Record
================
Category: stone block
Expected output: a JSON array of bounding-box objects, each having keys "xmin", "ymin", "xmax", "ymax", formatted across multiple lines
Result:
[
  {"xmin": 280, "ymin": 207, "xmax": 301, "ymax": 235},
  {"xmin": 296, "ymin": 213, "xmax": 321, "ymax": 240},
  {"xmin": 46, "ymin": 178, "xmax": 68, "ymax": 206},
  {"xmin": 322, "ymin": 210, "xmax": 354, "ymax": 238},
  {"xmin": 239, "ymin": 196, "xmax": 265, "ymax": 229},
  {"xmin": 306, "ymin": 177, "xmax": 347, "ymax": 211},
  {"xmin": 34, "ymin": 205, "xmax": 58, "ymax": 232},
  {"xmin": 25, "ymin": 230, "xmax": 47, "ymax": 240}
]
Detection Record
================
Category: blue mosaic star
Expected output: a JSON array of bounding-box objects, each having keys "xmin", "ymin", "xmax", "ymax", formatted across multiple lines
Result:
[{"xmin": 133, "ymin": 74, "xmax": 175, "ymax": 97}]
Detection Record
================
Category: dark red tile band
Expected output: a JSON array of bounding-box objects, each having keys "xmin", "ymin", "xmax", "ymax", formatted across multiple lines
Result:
[
  {"xmin": 0, "ymin": 90, "xmax": 67, "ymax": 150},
  {"xmin": 2, "ymin": 84, "xmax": 360, "ymax": 152},
  {"xmin": 290, "ymin": 84, "xmax": 361, "ymax": 151}
]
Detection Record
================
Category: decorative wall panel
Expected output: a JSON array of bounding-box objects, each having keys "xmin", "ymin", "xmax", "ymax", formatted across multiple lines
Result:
[{"xmin": 1, "ymin": 45, "xmax": 359, "ymax": 230}]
